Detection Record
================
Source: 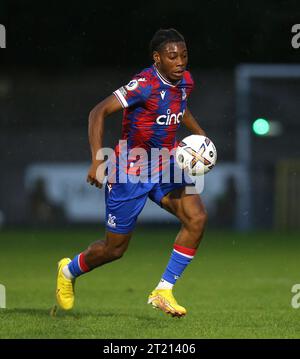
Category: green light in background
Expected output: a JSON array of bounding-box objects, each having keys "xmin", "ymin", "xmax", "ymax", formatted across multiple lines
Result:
[{"xmin": 252, "ymin": 118, "xmax": 270, "ymax": 136}]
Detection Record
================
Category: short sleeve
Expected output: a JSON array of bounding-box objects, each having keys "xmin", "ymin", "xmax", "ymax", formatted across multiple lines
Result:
[{"xmin": 113, "ymin": 77, "xmax": 152, "ymax": 108}]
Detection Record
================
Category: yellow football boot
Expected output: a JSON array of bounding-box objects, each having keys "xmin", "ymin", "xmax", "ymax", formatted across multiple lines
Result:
[
  {"xmin": 147, "ymin": 289, "xmax": 187, "ymax": 317},
  {"xmin": 56, "ymin": 258, "xmax": 75, "ymax": 310}
]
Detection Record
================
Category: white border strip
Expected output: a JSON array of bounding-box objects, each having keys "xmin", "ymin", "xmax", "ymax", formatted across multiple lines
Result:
[
  {"xmin": 174, "ymin": 249, "xmax": 194, "ymax": 259},
  {"xmin": 77, "ymin": 255, "xmax": 83, "ymax": 272},
  {"xmin": 113, "ymin": 89, "xmax": 128, "ymax": 108},
  {"xmin": 154, "ymin": 65, "xmax": 180, "ymax": 87}
]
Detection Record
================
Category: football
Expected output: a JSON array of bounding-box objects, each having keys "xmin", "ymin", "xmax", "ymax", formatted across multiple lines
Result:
[{"xmin": 175, "ymin": 135, "xmax": 217, "ymax": 176}]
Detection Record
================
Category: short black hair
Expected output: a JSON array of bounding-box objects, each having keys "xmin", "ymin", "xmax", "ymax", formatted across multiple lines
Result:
[{"xmin": 149, "ymin": 28, "xmax": 185, "ymax": 55}]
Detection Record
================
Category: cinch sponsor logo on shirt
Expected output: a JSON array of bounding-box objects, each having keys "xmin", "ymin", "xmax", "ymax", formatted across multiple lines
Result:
[{"xmin": 156, "ymin": 109, "xmax": 185, "ymax": 126}]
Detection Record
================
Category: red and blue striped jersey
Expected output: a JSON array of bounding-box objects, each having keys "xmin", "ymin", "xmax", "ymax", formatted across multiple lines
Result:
[
  {"xmin": 113, "ymin": 64, "xmax": 194, "ymax": 152},
  {"xmin": 110, "ymin": 65, "xmax": 194, "ymax": 181}
]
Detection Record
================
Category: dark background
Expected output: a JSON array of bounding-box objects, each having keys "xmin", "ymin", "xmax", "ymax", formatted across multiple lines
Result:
[
  {"xmin": 0, "ymin": 0, "xmax": 300, "ymax": 229},
  {"xmin": 1, "ymin": 0, "xmax": 300, "ymax": 69}
]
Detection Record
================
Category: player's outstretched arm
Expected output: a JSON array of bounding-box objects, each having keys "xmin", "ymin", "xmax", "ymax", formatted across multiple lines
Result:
[
  {"xmin": 182, "ymin": 108, "xmax": 206, "ymax": 136},
  {"xmin": 87, "ymin": 95, "xmax": 123, "ymax": 188}
]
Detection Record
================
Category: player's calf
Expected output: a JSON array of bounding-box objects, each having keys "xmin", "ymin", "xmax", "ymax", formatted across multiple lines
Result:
[
  {"xmin": 185, "ymin": 210, "xmax": 208, "ymax": 246},
  {"xmin": 175, "ymin": 208, "xmax": 208, "ymax": 250},
  {"xmin": 61, "ymin": 232, "xmax": 131, "ymax": 280},
  {"xmin": 84, "ymin": 239, "xmax": 129, "ymax": 268}
]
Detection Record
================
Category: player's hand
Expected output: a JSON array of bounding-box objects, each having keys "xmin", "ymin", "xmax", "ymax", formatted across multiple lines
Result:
[{"xmin": 87, "ymin": 161, "xmax": 105, "ymax": 189}]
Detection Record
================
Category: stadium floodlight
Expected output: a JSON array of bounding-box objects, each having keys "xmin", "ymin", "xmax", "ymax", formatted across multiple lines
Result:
[
  {"xmin": 253, "ymin": 118, "xmax": 283, "ymax": 137},
  {"xmin": 252, "ymin": 118, "xmax": 270, "ymax": 136}
]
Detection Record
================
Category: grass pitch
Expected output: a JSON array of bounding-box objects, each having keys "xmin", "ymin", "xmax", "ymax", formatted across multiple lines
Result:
[{"xmin": 0, "ymin": 227, "xmax": 300, "ymax": 338}]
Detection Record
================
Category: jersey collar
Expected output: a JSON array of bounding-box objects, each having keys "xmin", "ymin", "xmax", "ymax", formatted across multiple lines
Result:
[{"xmin": 153, "ymin": 64, "xmax": 181, "ymax": 87}]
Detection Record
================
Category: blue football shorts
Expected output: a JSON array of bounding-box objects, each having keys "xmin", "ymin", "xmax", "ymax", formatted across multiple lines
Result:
[{"xmin": 105, "ymin": 163, "xmax": 194, "ymax": 234}]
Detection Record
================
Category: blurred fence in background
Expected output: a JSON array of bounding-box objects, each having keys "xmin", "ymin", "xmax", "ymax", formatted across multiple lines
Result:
[{"xmin": 0, "ymin": 65, "xmax": 299, "ymax": 230}]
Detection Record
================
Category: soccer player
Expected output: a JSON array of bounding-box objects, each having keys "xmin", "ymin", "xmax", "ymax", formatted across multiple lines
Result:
[{"xmin": 56, "ymin": 28, "xmax": 207, "ymax": 317}]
